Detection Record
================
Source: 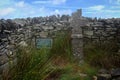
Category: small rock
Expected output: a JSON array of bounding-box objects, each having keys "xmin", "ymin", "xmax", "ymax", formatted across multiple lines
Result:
[
  {"xmin": 0, "ymin": 55, "xmax": 9, "ymax": 66},
  {"xmin": 19, "ymin": 41, "xmax": 28, "ymax": 47},
  {"xmin": 93, "ymin": 76, "xmax": 97, "ymax": 80},
  {"xmin": 97, "ymin": 76, "xmax": 108, "ymax": 80},
  {"xmin": 79, "ymin": 73, "xmax": 87, "ymax": 77},
  {"xmin": 97, "ymin": 69, "xmax": 111, "ymax": 80},
  {"xmin": 111, "ymin": 68, "xmax": 120, "ymax": 79},
  {"xmin": 0, "ymin": 67, "xmax": 3, "ymax": 74},
  {"xmin": 98, "ymin": 69, "xmax": 109, "ymax": 74},
  {"xmin": 97, "ymin": 74, "xmax": 111, "ymax": 79},
  {"xmin": 0, "ymin": 75, "xmax": 2, "ymax": 80}
]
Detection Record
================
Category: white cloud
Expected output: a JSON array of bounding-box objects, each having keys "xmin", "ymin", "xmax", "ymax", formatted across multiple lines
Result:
[
  {"xmin": 33, "ymin": 1, "xmax": 51, "ymax": 4},
  {"xmin": 0, "ymin": 7, "xmax": 15, "ymax": 16},
  {"xmin": 85, "ymin": 6, "xmax": 120, "ymax": 14},
  {"xmin": 88, "ymin": 5, "xmax": 105, "ymax": 11},
  {"xmin": 105, "ymin": 10, "xmax": 120, "ymax": 13},
  {"xmin": 50, "ymin": 9, "xmax": 72, "ymax": 15},
  {"xmin": 117, "ymin": 0, "xmax": 120, "ymax": 4},
  {"xmin": 109, "ymin": 0, "xmax": 120, "ymax": 4},
  {"xmin": 0, "ymin": 0, "xmax": 13, "ymax": 7},
  {"xmin": 84, "ymin": 7, "xmax": 120, "ymax": 18},
  {"xmin": 33, "ymin": 0, "xmax": 66, "ymax": 5},
  {"xmin": 0, "ymin": 0, "xmax": 69, "ymax": 18},
  {"xmin": 15, "ymin": 1, "xmax": 25, "ymax": 7},
  {"xmin": 111, "ymin": 6, "xmax": 120, "ymax": 9},
  {"xmin": 52, "ymin": 0, "xmax": 66, "ymax": 5}
]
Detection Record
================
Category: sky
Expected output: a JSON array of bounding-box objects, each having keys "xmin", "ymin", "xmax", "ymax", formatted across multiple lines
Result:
[{"xmin": 0, "ymin": 0, "xmax": 120, "ymax": 19}]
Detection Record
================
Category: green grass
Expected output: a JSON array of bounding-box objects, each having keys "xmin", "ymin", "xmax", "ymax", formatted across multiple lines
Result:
[
  {"xmin": 84, "ymin": 40, "xmax": 120, "ymax": 69},
  {"xmin": 2, "ymin": 31, "xmax": 119, "ymax": 80},
  {"xmin": 2, "ymin": 31, "xmax": 79, "ymax": 80},
  {"xmin": 3, "ymin": 47, "xmax": 55, "ymax": 80}
]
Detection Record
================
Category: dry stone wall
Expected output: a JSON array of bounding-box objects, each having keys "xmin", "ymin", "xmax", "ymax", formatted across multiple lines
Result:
[
  {"xmin": 0, "ymin": 20, "xmax": 71, "ymax": 76},
  {"xmin": 0, "ymin": 9, "xmax": 120, "ymax": 77},
  {"xmin": 83, "ymin": 21, "xmax": 120, "ymax": 47}
]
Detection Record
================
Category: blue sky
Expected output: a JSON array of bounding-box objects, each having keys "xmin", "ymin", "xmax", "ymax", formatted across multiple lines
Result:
[{"xmin": 0, "ymin": 0, "xmax": 120, "ymax": 19}]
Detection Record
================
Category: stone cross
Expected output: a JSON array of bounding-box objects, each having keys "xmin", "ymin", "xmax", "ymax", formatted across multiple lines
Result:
[{"xmin": 71, "ymin": 9, "xmax": 83, "ymax": 63}]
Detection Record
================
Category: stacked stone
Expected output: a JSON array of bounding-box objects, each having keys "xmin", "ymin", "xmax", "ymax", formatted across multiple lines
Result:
[
  {"xmin": 0, "ymin": 24, "xmax": 31, "ymax": 77},
  {"xmin": 83, "ymin": 21, "xmax": 119, "ymax": 44},
  {"xmin": 0, "ymin": 9, "xmax": 120, "ymax": 78},
  {"xmin": 0, "ymin": 30, "xmax": 15, "ymax": 77},
  {"xmin": 71, "ymin": 9, "xmax": 84, "ymax": 63},
  {"xmin": 0, "ymin": 17, "xmax": 71, "ymax": 77}
]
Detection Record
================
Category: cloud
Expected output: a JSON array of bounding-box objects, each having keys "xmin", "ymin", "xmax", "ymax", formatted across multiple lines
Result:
[
  {"xmin": 84, "ymin": 5, "xmax": 120, "ymax": 18},
  {"xmin": 0, "ymin": 0, "xmax": 13, "ymax": 7},
  {"xmin": 0, "ymin": 0, "xmax": 70, "ymax": 19},
  {"xmin": 32, "ymin": 0, "xmax": 47, "ymax": 4},
  {"xmin": 33, "ymin": 0, "xmax": 66, "ymax": 5},
  {"xmin": 87, "ymin": 5, "xmax": 105, "ymax": 11},
  {"xmin": 0, "ymin": 7, "xmax": 15, "ymax": 16},
  {"xmin": 50, "ymin": 9, "xmax": 72, "ymax": 15},
  {"xmin": 117, "ymin": 0, "xmax": 120, "ymax": 4},
  {"xmin": 109, "ymin": 0, "xmax": 120, "ymax": 4},
  {"xmin": 15, "ymin": 1, "xmax": 25, "ymax": 7},
  {"xmin": 52, "ymin": 0, "xmax": 66, "ymax": 5}
]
